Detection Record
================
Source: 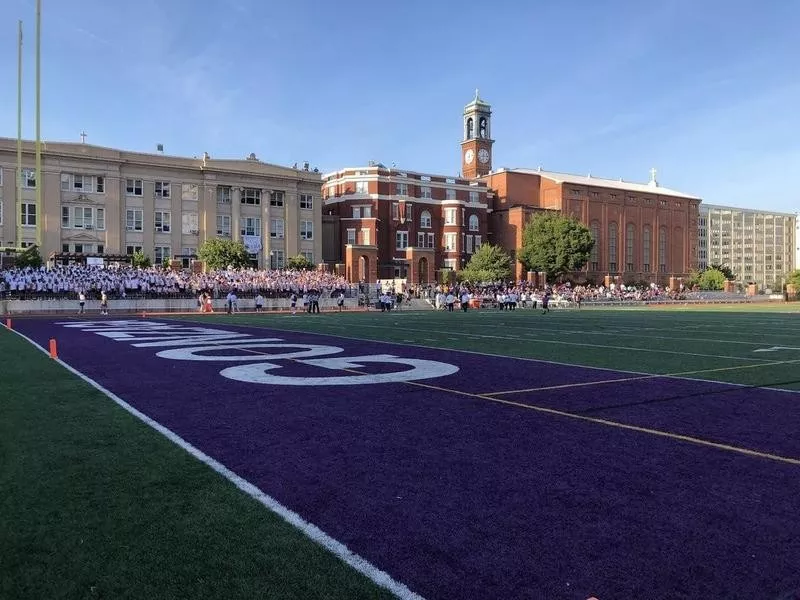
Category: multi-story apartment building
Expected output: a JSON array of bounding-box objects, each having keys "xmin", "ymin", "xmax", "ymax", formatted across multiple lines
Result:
[
  {"xmin": 322, "ymin": 164, "xmax": 489, "ymax": 283},
  {"xmin": 0, "ymin": 138, "xmax": 322, "ymax": 269},
  {"xmin": 698, "ymin": 204, "xmax": 796, "ymax": 290}
]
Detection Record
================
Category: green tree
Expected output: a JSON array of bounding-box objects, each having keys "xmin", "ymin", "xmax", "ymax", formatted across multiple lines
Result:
[
  {"xmin": 287, "ymin": 254, "xmax": 315, "ymax": 271},
  {"xmin": 517, "ymin": 212, "xmax": 594, "ymax": 280},
  {"xmin": 697, "ymin": 267, "xmax": 726, "ymax": 290},
  {"xmin": 787, "ymin": 269, "xmax": 800, "ymax": 288},
  {"xmin": 459, "ymin": 243, "xmax": 513, "ymax": 283},
  {"xmin": 15, "ymin": 245, "xmax": 43, "ymax": 269},
  {"xmin": 197, "ymin": 238, "xmax": 251, "ymax": 271},
  {"xmin": 131, "ymin": 250, "xmax": 152, "ymax": 269},
  {"xmin": 709, "ymin": 263, "xmax": 735, "ymax": 280}
]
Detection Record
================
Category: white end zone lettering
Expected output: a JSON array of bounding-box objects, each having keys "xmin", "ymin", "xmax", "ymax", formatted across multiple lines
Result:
[
  {"xmin": 156, "ymin": 342, "xmax": 345, "ymax": 362},
  {"xmin": 220, "ymin": 354, "xmax": 460, "ymax": 386}
]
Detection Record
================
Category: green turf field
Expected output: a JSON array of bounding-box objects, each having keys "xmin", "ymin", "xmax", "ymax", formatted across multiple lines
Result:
[
  {"xmin": 179, "ymin": 306, "xmax": 800, "ymax": 391},
  {"xmin": 2, "ymin": 306, "xmax": 800, "ymax": 600}
]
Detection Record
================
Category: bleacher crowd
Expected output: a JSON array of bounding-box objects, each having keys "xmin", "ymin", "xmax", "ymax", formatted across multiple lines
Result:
[{"xmin": 0, "ymin": 265, "xmax": 352, "ymax": 300}]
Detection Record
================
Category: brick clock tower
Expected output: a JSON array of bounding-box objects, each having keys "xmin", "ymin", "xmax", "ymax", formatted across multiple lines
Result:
[{"xmin": 461, "ymin": 89, "xmax": 494, "ymax": 179}]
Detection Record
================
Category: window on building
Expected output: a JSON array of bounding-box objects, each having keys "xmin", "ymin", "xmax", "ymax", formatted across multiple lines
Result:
[
  {"xmin": 396, "ymin": 183, "xmax": 408, "ymax": 196},
  {"xmin": 469, "ymin": 191, "xmax": 480, "ymax": 204},
  {"xmin": 474, "ymin": 235, "xmax": 481, "ymax": 250},
  {"xmin": 352, "ymin": 206, "xmax": 361, "ymax": 219},
  {"xmin": 0, "ymin": 200, "xmax": 2, "ymax": 226},
  {"xmin": 417, "ymin": 232, "xmax": 425, "ymax": 247},
  {"xmin": 126, "ymin": 178, "xmax": 143, "ymax": 196},
  {"xmin": 216, "ymin": 215, "xmax": 231, "ymax": 236},
  {"xmin": 241, "ymin": 188, "xmax": 261, "ymax": 205},
  {"xmin": 154, "ymin": 181, "xmax": 171, "ymax": 198},
  {"xmin": 270, "ymin": 218, "xmax": 284, "ymax": 239},
  {"xmin": 270, "ymin": 249, "xmax": 285, "ymax": 269},
  {"xmin": 444, "ymin": 232, "xmax": 457, "ymax": 251},
  {"xmin": 446, "ymin": 188, "xmax": 456, "ymax": 200},
  {"xmin": 420, "ymin": 186, "xmax": 432, "ymax": 199},
  {"xmin": 444, "ymin": 208, "xmax": 457, "ymax": 225},
  {"xmin": 126, "ymin": 245, "xmax": 143, "ymax": 255},
  {"xmin": 74, "ymin": 207, "xmax": 94, "ymax": 229},
  {"xmin": 658, "ymin": 226, "xmax": 667, "ymax": 272},
  {"xmin": 61, "ymin": 174, "xmax": 104, "ymax": 193},
  {"xmin": 420, "ymin": 210, "xmax": 432, "ymax": 229},
  {"xmin": 346, "ymin": 229, "xmax": 356, "ymax": 245},
  {"xmin": 241, "ymin": 217, "xmax": 261, "ymax": 236},
  {"xmin": 126, "ymin": 209, "xmax": 143, "ymax": 231},
  {"xmin": 396, "ymin": 231, "xmax": 409, "ymax": 250},
  {"xmin": 355, "ymin": 181, "xmax": 369, "ymax": 194},
  {"xmin": 427, "ymin": 232, "xmax": 435, "ymax": 248},
  {"xmin": 300, "ymin": 194, "xmax": 313, "ymax": 210},
  {"xmin": 406, "ymin": 204, "xmax": 413, "ymax": 223},
  {"xmin": 392, "ymin": 202, "xmax": 399, "ymax": 220},
  {"xmin": 608, "ymin": 223, "xmax": 618, "ymax": 272},
  {"xmin": 270, "ymin": 191, "xmax": 284, "ymax": 207},
  {"xmin": 61, "ymin": 206, "xmax": 70, "ymax": 228},
  {"xmin": 642, "ymin": 226, "xmax": 651, "ymax": 271},
  {"xmin": 217, "ymin": 186, "xmax": 232, "ymax": 203},
  {"xmin": 626, "ymin": 223, "xmax": 635, "ymax": 271},
  {"xmin": 444, "ymin": 258, "xmax": 457, "ymax": 270},
  {"xmin": 466, "ymin": 235, "xmax": 474, "ymax": 254},
  {"xmin": 589, "ymin": 221, "xmax": 600, "ymax": 270},
  {"xmin": 154, "ymin": 246, "xmax": 171, "ymax": 264},
  {"xmin": 96, "ymin": 208, "xmax": 105, "ymax": 231},
  {"xmin": 23, "ymin": 169, "xmax": 36, "ymax": 188},
  {"xmin": 74, "ymin": 244, "xmax": 85, "ymax": 254},
  {"xmin": 62, "ymin": 243, "xmax": 69, "ymax": 252},
  {"xmin": 361, "ymin": 228, "xmax": 370, "ymax": 245},
  {"xmin": 154, "ymin": 211, "xmax": 171, "ymax": 232},
  {"xmin": 300, "ymin": 220, "xmax": 313, "ymax": 240},
  {"xmin": 301, "ymin": 251, "xmax": 313, "ymax": 264},
  {"xmin": 468, "ymin": 214, "xmax": 479, "ymax": 231}
]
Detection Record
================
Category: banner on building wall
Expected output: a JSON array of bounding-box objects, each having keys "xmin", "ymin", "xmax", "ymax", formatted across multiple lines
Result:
[{"xmin": 242, "ymin": 235, "xmax": 262, "ymax": 253}]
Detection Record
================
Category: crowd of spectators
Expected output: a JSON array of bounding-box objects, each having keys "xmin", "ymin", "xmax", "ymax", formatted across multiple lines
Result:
[
  {"xmin": 409, "ymin": 280, "xmax": 688, "ymax": 309},
  {"xmin": 0, "ymin": 264, "xmax": 353, "ymax": 300}
]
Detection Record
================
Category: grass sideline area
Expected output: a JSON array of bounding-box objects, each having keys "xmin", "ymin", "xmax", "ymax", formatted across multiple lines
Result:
[
  {"xmin": 3, "ymin": 304, "xmax": 800, "ymax": 599},
  {"xmin": 0, "ymin": 328, "xmax": 394, "ymax": 600}
]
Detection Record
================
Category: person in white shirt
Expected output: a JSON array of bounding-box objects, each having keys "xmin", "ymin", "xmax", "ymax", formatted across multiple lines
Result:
[
  {"xmin": 254, "ymin": 293, "xmax": 264, "ymax": 312},
  {"xmin": 78, "ymin": 291, "xmax": 86, "ymax": 314},
  {"xmin": 460, "ymin": 291, "xmax": 471, "ymax": 312}
]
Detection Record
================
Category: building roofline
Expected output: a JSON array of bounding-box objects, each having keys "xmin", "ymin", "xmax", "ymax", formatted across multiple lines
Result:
[
  {"xmin": 490, "ymin": 167, "xmax": 702, "ymax": 200},
  {"xmin": 700, "ymin": 203, "xmax": 797, "ymax": 218},
  {"xmin": 322, "ymin": 165, "xmax": 487, "ymax": 187},
  {"xmin": 0, "ymin": 136, "xmax": 319, "ymax": 179}
]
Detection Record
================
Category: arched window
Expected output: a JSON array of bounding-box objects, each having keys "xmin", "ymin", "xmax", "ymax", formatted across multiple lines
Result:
[
  {"xmin": 479, "ymin": 117, "xmax": 487, "ymax": 138},
  {"xmin": 608, "ymin": 222, "xmax": 618, "ymax": 272},
  {"xmin": 466, "ymin": 118, "xmax": 474, "ymax": 140},
  {"xmin": 468, "ymin": 214, "xmax": 479, "ymax": 232},
  {"xmin": 673, "ymin": 227, "xmax": 684, "ymax": 273},
  {"xmin": 642, "ymin": 226, "xmax": 651, "ymax": 272},
  {"xmin": 420, "ymin": 210, "xmax": 432, "ymax": 229},
  {"xmin": 625, "ymin": 223, "xmax": 635, "ymax": 271},
  {"xmin": 589, "ymin": 220, "xmax": 600, "ymax": 271},
  {"xmin": 658, "ymin": 226, "xmax": 668, "ymax": 273}
]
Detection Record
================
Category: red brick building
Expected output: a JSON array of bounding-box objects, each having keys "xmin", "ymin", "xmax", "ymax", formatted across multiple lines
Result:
[
  {"xmin": 321, "ymin": 164, "xmax": 489, "ymax": 283},
  {"xmin": 323, "ymin": 91, "xmax": 701, "ymax": 286}
]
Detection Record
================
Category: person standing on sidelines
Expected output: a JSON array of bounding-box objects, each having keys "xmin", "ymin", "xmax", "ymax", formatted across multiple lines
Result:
[
  {"xmin": 541, "ymin": 289, "xmax": 551, "ymax": 314},
  {"xmin": 78, "ymin": 291, "xmax": 86, "ymax": 315},
  {"xmin": 290, "ymin": 292, "xmax": 298, "ymax": 315},
  {"xmin": 100, "ymin": 290, "xmax": 109, "ymax": 316},
  {"xmin": 460, "ymin": 289, "xmax": 470, "ymax": 312},
  {"xmin": 254, "ymin": 293, "xmax": 264, "ymax": 312},
  {"xmin": 337, "ymin": 291, "xmax": 345, "ymax": 312}
]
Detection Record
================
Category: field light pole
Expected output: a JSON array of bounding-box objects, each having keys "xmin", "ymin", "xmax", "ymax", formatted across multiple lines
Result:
[
  {"xmin": 35, "ymin": 0, "xmax": 42, "ymax": 249},
  {"xmin": 16, "ymin": 20, "xmax": 23, "ymax": 249}
]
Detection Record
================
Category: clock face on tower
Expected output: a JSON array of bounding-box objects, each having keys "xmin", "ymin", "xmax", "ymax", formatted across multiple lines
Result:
[
  {"xmin": 478, "ymin": 148, "xmax": 490, "ymax": 164},
  {"xmin": 464, "ymin": 149, "xmax": 475, "ymax": 164}
]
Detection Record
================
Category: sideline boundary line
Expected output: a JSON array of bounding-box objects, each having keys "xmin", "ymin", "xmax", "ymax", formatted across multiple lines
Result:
[
  {"xmin": 169, "ymin": 315, "xmax": 800, "ymax": 395},
  {"xmin": 1, "ymin": 324, "xmax": 425, "ymax": 600}
]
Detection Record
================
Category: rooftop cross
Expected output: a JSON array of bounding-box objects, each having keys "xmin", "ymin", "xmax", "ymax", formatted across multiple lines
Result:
[{"xmin": 80, "ymin": 130, "xmax": 87, "ymax": 143}]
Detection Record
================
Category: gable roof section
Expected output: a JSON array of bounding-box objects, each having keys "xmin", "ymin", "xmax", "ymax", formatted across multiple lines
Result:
[{"xmin": 508, "ymin": 168, "xmax": 701, "ymax": 200}]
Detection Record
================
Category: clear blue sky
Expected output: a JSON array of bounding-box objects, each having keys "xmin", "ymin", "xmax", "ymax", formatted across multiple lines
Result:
[{"xmin": 1, "ymin": 0, "xmax": 798, "ymax": 212}]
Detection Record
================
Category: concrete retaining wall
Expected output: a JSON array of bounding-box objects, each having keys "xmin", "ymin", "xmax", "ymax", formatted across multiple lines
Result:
[{"xmin": 1, "ymin": 297, "xmax": 359, "ymax": 315}]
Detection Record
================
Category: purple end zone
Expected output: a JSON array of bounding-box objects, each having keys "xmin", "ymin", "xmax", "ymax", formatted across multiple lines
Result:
[{"xmin": 13, "ymin": 318, "xmax": 800, "ymax": 600}]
